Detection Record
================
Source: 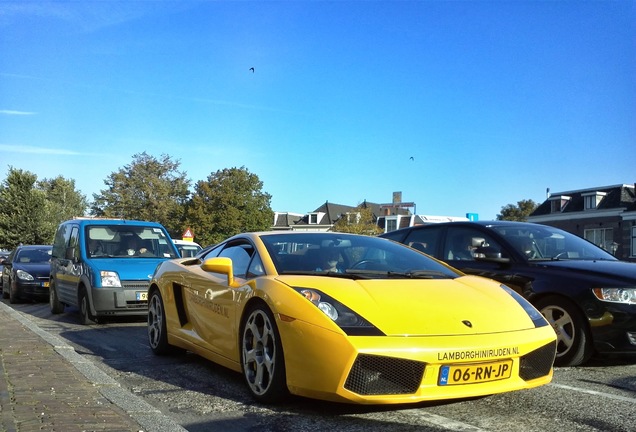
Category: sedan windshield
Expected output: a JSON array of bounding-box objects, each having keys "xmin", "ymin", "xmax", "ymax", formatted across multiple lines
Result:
[
  {"xmin": 261, "ymin": 233, "xmax": 460, "ymax": 279},
  {"xmin": 492, "ymin": 225, "xmax": 616, "ymax": 261}
]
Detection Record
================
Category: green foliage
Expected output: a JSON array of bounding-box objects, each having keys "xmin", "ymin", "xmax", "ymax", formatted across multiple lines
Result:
[
  {"xmin": 496, "ymin": 199, "xmax": 538, "ymax": 221},
  {"xmin": 331, "ymin": 204, "xmax": 383, "ymax": 235},
  {"xmin": 185, "ymin": 167, "xmax": 273, "ymax": 246},
  {"xmin": 0, "ymin": 168, "xmax": 86, "ymax": 249},
  {"xmin": 91, "ymin": 152, "xmax": 191, "ymax": 237}
]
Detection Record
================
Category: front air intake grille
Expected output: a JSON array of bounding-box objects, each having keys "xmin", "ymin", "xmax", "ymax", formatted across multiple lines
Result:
[
  {"xmin": 519, "ymin": 341, "xmax": 556, "ymax": 381},
  {"xmin": 344, "ymin": 354, "xmax": 425, "ymax": 395},
  {"xmin": 122, "ymin": 281, "xmax": 150, "ymax": 308}
]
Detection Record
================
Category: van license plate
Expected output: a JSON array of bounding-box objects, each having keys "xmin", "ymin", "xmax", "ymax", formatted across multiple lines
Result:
[
  {"xmin": 438, "ymin": 360, "xmax": 513, "ymax": 385},
  {"xmin": 136, "ymin": 291, "xmax": 148, "ymax": 301}
]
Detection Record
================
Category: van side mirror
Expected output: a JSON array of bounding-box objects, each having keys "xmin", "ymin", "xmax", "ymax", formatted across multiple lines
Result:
[{"xmin": 64, "ymin": 246, "xmax": 77, "ymax": 262}]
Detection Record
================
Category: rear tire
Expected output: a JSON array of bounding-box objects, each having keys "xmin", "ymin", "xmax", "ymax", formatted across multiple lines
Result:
[
  {"xmin": 535, "ymin": 295, "xmax": 593, "ymax": 366},
  {"xmin": 147, "ymin": 289, "xmax": 183, "ymax": 355},
  {"xmin": 240, "ymin": 304, "xmax": 288, "ymax": 403},
  {"xmin": 49, "ymin": 281, "xmax": 64, "ymax": 314}
]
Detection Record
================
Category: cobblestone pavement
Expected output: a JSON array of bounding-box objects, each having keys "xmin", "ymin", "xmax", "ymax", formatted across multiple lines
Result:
[{"xmin": 0, "ymin": 302, "xmax": 186, "ymax": 432}]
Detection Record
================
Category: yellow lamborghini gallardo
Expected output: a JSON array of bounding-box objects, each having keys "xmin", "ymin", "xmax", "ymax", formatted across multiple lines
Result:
[{"xmin": 147, "ymin": 231, "xmax": 556, "ymax": 404}]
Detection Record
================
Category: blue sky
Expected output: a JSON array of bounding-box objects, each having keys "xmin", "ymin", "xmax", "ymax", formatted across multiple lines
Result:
[{"xmin": 1, "ymin": 0, "xmax": 634, "ymax": 221}]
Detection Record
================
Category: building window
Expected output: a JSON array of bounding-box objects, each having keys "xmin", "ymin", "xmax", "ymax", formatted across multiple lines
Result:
[
  {"xmin": 309, "ymin": 213, "xmax": 318, "ymax": 224},
  {"xmin": 385, "ymin": 218, "xmax": 397, "ymax": 233},
  {"xmin": 549, "ymin": 195, "xmax": 571, "ymax": 213},
  {"xmin": 584, "ymin": 228, "xmax": 613, "ymax": 252},
  {"xmin": 583, "ymin": 192, "xmax": 606, "ymax": 210},
  {"xmin": 632, "ymin": 226, "xmax": 636, "ymax": 258}
]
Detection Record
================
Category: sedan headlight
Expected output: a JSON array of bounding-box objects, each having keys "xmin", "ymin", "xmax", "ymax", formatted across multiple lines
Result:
[
  {"xmin": 592, "ymin": 288, "xmax": 636, "ymax": 305},
  {"xmin": 100, "ymin": 271, "xmax": 122, "ymax": 288},
  {"xmin": 501, "ymin": 284, "xmax": 549, "ymax": 328},
  {"xmin": 16, "ymin": 269, "xmax": 34, "ymax": 281},
  {"xmin": 294, "ymin": 288, "xmax": 384, "ymax": 336}
]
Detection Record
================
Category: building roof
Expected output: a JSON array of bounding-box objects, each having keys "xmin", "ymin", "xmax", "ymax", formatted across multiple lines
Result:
[{"xmin": 531, "ymin": 184, "xmax": 635, "ymax": 216}]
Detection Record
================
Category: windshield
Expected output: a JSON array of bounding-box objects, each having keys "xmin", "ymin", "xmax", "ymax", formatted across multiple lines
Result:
[
  {"xmin": 86, "ymin": 225, "xmax": 177, "ymax": 258},
  {"xmin": 16, "ymin": 247, "xmax": 52, "ymax": 264},
  {"xmin": 491, "ymin": 225, "xmax": 616, "ymax": 261},
  {"xmin": 261, "ymin": 233, "xmax": 460, "ymax": 279}
]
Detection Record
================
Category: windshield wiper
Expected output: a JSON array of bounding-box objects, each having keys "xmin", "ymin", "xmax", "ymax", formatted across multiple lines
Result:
[
  {"xmin": 278, "ymin": 270, "xmax": 369, "ymax": 280},
  {"xmin": 387, "ymin": 270, "xmax": 451, "ymax": 279}
]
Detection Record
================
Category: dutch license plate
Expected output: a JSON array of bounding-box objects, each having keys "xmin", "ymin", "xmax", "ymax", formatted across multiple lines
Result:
[
  {"xmin": 136, "ymin": 291, "xmax": 148, "ymax": 301},
  {"xmin": 42, "ymin": 282, "xmax": 50, "ymax": 288},
  {"xmin": 438, "ymin": 360, "xmax": 513, "ymax": 385}
]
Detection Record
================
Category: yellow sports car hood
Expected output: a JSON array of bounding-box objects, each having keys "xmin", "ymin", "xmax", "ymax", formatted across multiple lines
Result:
[{"xmin": 278, "ymin": 274, "xmax": 537, "ymax": 336}]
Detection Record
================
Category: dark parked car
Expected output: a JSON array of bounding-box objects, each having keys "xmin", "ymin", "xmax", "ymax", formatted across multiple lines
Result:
[
  {"xmin": 0, "ymin": 250, "xmax": 10, "ymax": 293},
  {"xmin": 380, "ymin": 221, "xmax": 636, "ymax": 367},
  {"xmin": 1, "ymin": 245, "xmax": 52, "ymax": 303}
]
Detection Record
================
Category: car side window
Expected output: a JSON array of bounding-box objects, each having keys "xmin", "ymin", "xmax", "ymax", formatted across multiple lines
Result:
[
  {"xmin": 444, "ymin": 227, "xmax": 503, "ymax": 261},
  {"xmin": 402, "ymin": 226, "xmax": 443, "ymax": 257},
  {"xmin": 218, "ymin": 242, "xmax": 254, "ymax": 278}
]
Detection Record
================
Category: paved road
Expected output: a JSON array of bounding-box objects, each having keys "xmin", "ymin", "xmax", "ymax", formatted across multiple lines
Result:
[{"xmin": 6, "ymin": 300, "xmax": 636, "ymax": 432}]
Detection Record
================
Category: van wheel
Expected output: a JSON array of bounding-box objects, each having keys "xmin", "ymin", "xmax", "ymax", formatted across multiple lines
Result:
[
  {"xmin": 79, "ymin": 287, "xmax": 96, "ymax": 325},
  {"xmin": 50, "ymin": 282, "xmax": 64, "ymax": 314}
]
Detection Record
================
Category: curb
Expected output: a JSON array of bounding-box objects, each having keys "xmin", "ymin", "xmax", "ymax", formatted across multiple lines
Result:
[{"xmin": 0, "ymin": 302, "xmax": 188, "ymax": 432}]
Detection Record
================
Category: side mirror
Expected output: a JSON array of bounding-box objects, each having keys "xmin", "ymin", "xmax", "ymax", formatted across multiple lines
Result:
[
  {"xmin": 201, "ymin": 257, "xmax": 241, "ymax": 287},
  {"xmin": 474, "ymin": 246, "xmax": 510, "ymax": 264}
]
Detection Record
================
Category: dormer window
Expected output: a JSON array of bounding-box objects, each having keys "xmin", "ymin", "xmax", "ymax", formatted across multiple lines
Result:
[
  {"xmin": 346, "ymin": 212, "xmax": 361, "ymax": 224},
  {"xmin": 549, "ymin": 195, "xmax": 571, "ymax": 213},
  {"xmin": 308, "ymin": 212, "xmax": 324, "ymax": 225},
  {"xmin": 583, "ymin": 192, "xmax": 606, "ymax": 210}
]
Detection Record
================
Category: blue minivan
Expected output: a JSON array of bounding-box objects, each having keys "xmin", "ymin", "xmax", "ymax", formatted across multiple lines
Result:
[{"xmin": 50, "ymin": 218, "xmax": 179, "ymax": 324}]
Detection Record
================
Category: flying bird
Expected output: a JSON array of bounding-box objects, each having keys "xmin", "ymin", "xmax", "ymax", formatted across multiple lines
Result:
[
  {"xmin": 409, "ymin": 156, "xmax": 414, "ymax": 161},
  {"xmin": 249, "ymin": 67, "xmax": 255, "ymax": 73}
]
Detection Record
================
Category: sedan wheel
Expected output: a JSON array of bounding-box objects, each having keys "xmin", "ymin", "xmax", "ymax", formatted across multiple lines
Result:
[
  {"xmin": 535, "ymin": 295, "xmax": 592, "ymax": 366},
  {"xmin": 241, "ymin": 305, "xmax": 287, "ymax": 403}
]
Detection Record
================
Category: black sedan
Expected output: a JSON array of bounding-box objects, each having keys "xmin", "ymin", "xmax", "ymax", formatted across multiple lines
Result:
[
  {"xmin": 380, "ymin": 221, "xmax": 636, "ymax": 367},
  {"xmin": 1, "ymin": 245, "xmax": 52, "ymax": 303}
]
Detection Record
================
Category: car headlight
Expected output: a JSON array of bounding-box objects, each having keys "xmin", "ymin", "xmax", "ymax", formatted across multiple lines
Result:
[
  {"xmin": 294, "ymin": 288, "xmax": 384, "ymax": 336},
  {"xmin": 592, "ymin": 288, "xmax": 636, "ymax": 305},
  {"xmin": 100, "ymin": 271, "xmax": 122, "ymax": 287},
  {"xmin": 501, "ymin": 284, "xmax": 549, "ymax": 328},
  {"xmin": 16, "ymin": 269, "xmax": 34, "ymax": 281}
]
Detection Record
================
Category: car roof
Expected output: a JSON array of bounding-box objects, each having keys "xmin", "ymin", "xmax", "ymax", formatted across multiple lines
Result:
[
  {"xmin": 65, "ymin": 218, "xmax": 165, "ymax": 227},
  {"xmin": 392, "ymin": 220, "xmax": 545, "ymax": 231}
]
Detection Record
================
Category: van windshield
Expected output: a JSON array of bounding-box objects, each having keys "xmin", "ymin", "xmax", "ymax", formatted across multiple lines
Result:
[{"xmin": 86, "ymin": 226, "xmax": 178, "ymax": 258}]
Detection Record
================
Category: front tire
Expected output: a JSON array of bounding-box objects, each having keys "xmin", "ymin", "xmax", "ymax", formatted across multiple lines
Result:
[
  {"xmin": 9, "ymin": 279, "xmax": 21, "ymax": 304},
  {"xmin": 78, "ymin": 287, "xmax": 95, "ymax": 325},
  {"xmin": 240, "ymin": 304, "xmax": 288, "ymax": 403},
  {"xmin": 535, "ymin": 295, "xmax": 593, "ymax": 366}
]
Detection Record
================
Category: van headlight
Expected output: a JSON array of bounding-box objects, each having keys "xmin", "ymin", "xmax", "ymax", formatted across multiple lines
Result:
[
  {"xmin": 592, "ymin": 288, "xmax": 636, "ymax": 305},
  {"xmin": 100, "ymin": 271, "xmax": 122, "ymax": 287}
]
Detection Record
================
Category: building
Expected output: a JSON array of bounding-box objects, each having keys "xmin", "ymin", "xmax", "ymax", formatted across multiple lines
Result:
[
  {"xmin": 272, "ymin": 192, "xmax": 469, "ymax": 233},
  {"xmin": 528, "ymin": 184, "xmax": 636, "ymax": 262}
]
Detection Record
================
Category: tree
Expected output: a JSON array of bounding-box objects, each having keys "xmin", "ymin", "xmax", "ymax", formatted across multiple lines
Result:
[
  {"xmin": 38, "ymin": 176, "xmax": 88, "ymax": 236},
  {"xmin": 0, "ymin": 169, "xmax": 87, "ymax": 249},
  {"xmin": 91, "ymin": 153, "xmax": 191, "ymax": 236},
  {"xmin": 0, "ymin": 168, "xmax": 49, "ymax": 248},
  {"xmin": 331, "ymin": 203, "xmax": 382, "ymax": 235},
  {"xmin": 496, "ymin": 199, "xmax": 538, "ymax": 221},
  {"xmin": 185, "ymin": 167, "xmax": 273, "ymax": 246}
]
